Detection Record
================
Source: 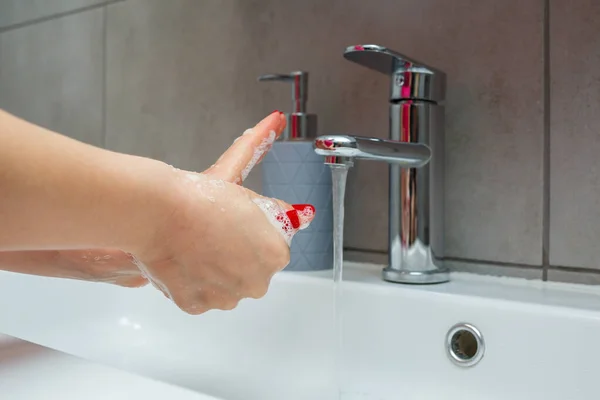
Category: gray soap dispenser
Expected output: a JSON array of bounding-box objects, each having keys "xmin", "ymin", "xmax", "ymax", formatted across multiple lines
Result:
[{"xmin": 258, "ymin": 71, "xmax": 332, "ymax": 271}]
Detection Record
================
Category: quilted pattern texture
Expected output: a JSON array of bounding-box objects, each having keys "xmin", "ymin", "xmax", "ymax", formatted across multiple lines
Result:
[{"xmin": 262, "ymin": 141, "xmax": 333, "ymax": 271}]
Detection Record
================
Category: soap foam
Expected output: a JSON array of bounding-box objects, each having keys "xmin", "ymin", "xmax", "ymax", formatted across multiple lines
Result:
[
  {"xmin": 252, "ymin": 197, "xmax": 294, "ymax": 246},
  {"xmin": 208, "ymin": 179, "xmax": 225, "ymax": 189},
  {"xmin": 130, "ymin": 255, "xmax": 173, "ymax": 300},
  {"xmin": 241, "ymin": 130, "xmax": 276, "ymax": 182},
  {"xmin": 297, "ymin": 205, "xmax": 315, "ymax": 230},
  {"xmin": 182, "ymin": 174, "xmax": 228, "ymax": 204},
  {"xmin": 185, "ymin": 173, "xmax": 202, "ymax": 183}
]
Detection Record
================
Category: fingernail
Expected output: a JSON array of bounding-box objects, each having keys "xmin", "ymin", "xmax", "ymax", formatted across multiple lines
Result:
[
  {"xmin": 292, "ymin": 204, "xmax": 315, "ymax": 230},
  {"xmin": 292, "ymin": 204, "xmax": 315, "ymax": 214},
  {"xmin": 285, "ymin": 209, "xmax": 301, "ymax": 229},
  {"xmin": 272, "ymin": 110, "xmax": 281, "ymax": 115}
]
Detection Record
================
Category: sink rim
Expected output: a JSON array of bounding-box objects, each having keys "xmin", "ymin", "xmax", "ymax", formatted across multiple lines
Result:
[{"xmin": 283, "ymin": 261, "xmax": 600, "ymax": 316}]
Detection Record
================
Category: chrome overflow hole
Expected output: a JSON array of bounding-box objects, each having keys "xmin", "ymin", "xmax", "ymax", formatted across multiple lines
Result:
[{"xmin": 445, "ymin": 323, "xmax": 485, "ymax": 367}]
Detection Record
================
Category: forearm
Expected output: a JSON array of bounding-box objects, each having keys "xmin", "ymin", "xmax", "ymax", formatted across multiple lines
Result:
[
  {"xmin": 0, "ymin": 109, "xmax": 174, "ymax": 253},
  {"xmin": 0, "ymin": 249, "xmax": 148, "ymax": 287},
  {"xmin": 0, "ymin": 250, "xmax": 62, "ymax": 276}
]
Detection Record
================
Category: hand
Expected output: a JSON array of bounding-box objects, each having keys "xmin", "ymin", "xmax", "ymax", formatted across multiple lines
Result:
[
  {"xmin": 0, "ymin": 249, "xmax": 148, "ymax": 288},
  {"xmin": 133, "ymin": 111, "xmax": 315, "ymax": 314}
]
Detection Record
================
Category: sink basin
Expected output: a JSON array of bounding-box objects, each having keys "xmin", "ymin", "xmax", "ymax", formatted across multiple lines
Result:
[
  {"xmin": 0, "ymin": 334, "xmax": 220, "ymax": 400},
  {"xmin": 0, "ymin": 262, "xmax": 599, "ymax": 400}
]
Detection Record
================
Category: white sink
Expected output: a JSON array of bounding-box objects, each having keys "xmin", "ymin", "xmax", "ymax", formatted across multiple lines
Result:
[
  {"xmin": 0, "ymin": 262, "xmax": 599, "ymax": 400},
  {"xmin": 0, "ymin": 334, "xmax": 220, "ymax": 400}
]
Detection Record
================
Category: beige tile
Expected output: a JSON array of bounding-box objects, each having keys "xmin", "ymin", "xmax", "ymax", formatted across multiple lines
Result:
[
  {"xmin": 0, "ymin": 0, "xmax": 109, "ymax": 29},
  {"xmin": 106, "ymin": 0, "xmax": 543, "ymax": 261},
  {"xmin": 549, "ymin": 0, "xmax": 600, "ymax": 269},
  {"xmin": 0, "ymin": 9, "xmax": 103, "ymax": 146},
  {"xmin": 548, "ymin": 268, "xmax": 600, "ymax": 286}
]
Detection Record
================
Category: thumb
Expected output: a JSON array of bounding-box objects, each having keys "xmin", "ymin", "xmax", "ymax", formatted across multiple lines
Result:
[
  {"xmin": 204, "ymin": 111, "xmax": 285, "ymax": 184},
  {"xmin": 245, "ymin": 189, "xmax": 316, "ymax": 245}
]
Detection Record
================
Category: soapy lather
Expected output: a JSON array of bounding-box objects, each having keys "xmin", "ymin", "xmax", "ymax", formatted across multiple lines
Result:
[
  {"xmin": 241, "ymin": 129, "xmax": 276, "ymax": 182},
  {"xmin": 204, "ymin": 110, "xmax": 316, "ymax": 243}
]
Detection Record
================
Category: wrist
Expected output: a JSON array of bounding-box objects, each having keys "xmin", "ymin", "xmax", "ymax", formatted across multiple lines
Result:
[{"xmin": 106, "ymin": 153, "xmax": 180, "ymax": 256}]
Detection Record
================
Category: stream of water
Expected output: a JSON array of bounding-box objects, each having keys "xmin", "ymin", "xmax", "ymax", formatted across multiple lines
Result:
[{"xmin": 330, "ymin": 164, "xmax": 350, "ymax": 400}]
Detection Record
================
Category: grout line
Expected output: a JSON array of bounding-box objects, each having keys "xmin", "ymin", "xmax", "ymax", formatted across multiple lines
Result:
[
  {"xmin": 444, "ymin": 256, "xmax": 541, "ymax": 270},
  {"xmin": 548, "ymin": 265, "xmax": 600, "ymax": 275},
  {"xmin": 0, "ymin": 0, "xmax": 125, "ymax": 33},
  {"xmin": 344, "ymin": 247, "xmax": 542, "ymax": 270},
  {"xmin": 343, "ymin": 247, "xmax": 386, "ymax": 254},
  {"xmin": 346, "ymin": 248, "xmax": 600, "ymax": 276},
  {"xmin": 542, "ymin": 0, "xmax": 551, "ymax": 281},
  {"xmin": 101, "ymin": 5, "xmax": 107, "ymax": 149}
]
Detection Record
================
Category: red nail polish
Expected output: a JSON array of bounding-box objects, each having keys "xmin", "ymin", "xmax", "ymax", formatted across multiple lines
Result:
[
  {"xmin": 285, "ymin": 210, "xmax": 301, "ymax": 230},
  {"xmin": 272, "ymin": 110, "xmax": 281, "ymax": 115},
  {"xmin": 292, "ymin": 204, "xmax": 316, "ymax": 214}
]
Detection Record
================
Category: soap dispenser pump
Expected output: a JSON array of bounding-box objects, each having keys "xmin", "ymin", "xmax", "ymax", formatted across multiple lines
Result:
[{"xmin": 258, "ymin": 71, "xmax": 333, "ymax": 271}]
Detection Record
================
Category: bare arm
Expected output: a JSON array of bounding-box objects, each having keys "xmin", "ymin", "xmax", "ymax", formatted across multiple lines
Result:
[
  {"xmin": 0, "ymin": 109, "xmax": 173, "ymax": 253},
  {"xmin": 0, "ymin": 249, "xmax": 147, "ymax": 287}
]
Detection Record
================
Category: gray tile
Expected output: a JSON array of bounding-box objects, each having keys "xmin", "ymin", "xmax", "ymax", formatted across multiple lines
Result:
[
  {"xmin": 106, "ymin": 0, "xmax": 543, "ymax": 261},
  {"xmin": 436, "ymin": 2, "xmax": 544, "ymax": 264},
  {"xmin": 105, "ymin": 0, "xmax": 278, "ymax": 192},
  {"xmin": 0, "ymin": 9, "xmax": 103, "ymax": 146},
  {"xmin": 253, "ymin": 0, "xmax": 544, "ymax": 261},
  {"xmin": 549, "ymin": 0, "xmax": 600, "ymax": 269},
  {"xmin": 0, "ymin": 0, "xmax": 109, "ymax": 29},
  {"xmin": 548, "ymin": 268, "xmax": 600, "ymax": 286}
]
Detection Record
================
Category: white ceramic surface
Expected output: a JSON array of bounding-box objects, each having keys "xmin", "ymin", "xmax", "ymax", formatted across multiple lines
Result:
[
  {"xmin": 0, "ymin": 334, "xmax": 220, "ymax": 400},
  {"xmin": 0, "ymin": 262, "xmax": 599, "ymax": 400}
]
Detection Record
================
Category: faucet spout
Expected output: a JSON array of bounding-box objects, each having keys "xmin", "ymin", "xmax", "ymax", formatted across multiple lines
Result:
[{"xmin": 313, "ymin": 135, "xmax": 430, "ymax": 168}]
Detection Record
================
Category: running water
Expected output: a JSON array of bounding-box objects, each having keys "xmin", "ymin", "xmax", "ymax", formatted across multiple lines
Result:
[
  {"xmin": 330, "ymin": 164, "xmax": 350, "ymax": 400},
  {"xmin": 331, "ymin": 165, "xmax": 348, "ymax": 284}
]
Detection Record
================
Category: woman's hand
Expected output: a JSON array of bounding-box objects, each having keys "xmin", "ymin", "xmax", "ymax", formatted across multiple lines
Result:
[
  {"xmin": 130, "ymin": 111, "xmax": 315, "ymax": 314},
  {"xmin": 0, "ymin": 109, "xmax": 314, "ymax": 315}
]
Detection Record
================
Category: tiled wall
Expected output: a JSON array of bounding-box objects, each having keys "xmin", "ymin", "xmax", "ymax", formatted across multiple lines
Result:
[{"xmin": 0, "ymin": 0, "xmax": 598, "ymax": 284}]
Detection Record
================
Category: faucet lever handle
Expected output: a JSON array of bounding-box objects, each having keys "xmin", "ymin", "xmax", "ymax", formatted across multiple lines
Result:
[
  {"xmin": 258, "ymin": 71, "xmax": 308, "ymax": 113},
  {"xmin": 343, "ymin": 44, "xmax": 446, "ymax": 102},
  {"xmin": 344, "ymin": 45, "xmax": 436, "ymax": 75}
]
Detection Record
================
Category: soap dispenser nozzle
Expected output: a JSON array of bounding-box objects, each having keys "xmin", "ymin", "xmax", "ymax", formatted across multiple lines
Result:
[
  {"xmin": 258, "ymin": 71, "xmax": 307, "ymax": 113},
  {"xmin": 257, "ymin": 71, "xmax": 317, "ymax": 140}
]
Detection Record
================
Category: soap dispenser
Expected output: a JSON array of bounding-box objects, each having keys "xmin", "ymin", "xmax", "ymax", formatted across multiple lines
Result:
[{"xmin": 258, "ymin": 71, "xmax": 332, "ymax": 271}]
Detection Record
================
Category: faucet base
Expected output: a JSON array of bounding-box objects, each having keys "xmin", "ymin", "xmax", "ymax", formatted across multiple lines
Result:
[{"xmin": 382, "ymin": 266, "xmax": 450, "ymax": 285}]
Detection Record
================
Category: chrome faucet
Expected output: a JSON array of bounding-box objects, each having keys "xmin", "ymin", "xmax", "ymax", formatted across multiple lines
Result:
[{"xmin": 314, "ymin": 44, "xmax": 449, "ymax": 284}]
